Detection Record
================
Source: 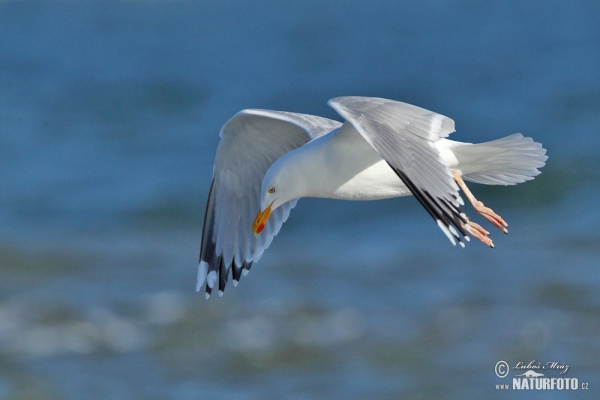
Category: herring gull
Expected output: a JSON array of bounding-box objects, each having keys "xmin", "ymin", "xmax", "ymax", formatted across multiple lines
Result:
[{"xmin": 198, "ymin": 97, "xmax": 547, "ymax": 297}]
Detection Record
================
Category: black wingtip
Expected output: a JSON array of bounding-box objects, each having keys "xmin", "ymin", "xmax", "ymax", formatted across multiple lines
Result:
[{"xmin": 390, "ymin": 164, "xmax": 468, "ymax": 245}]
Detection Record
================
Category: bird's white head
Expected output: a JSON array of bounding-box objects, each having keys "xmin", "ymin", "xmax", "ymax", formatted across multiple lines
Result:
[{"xmin": 252, "ymin": 152, "xmax": 307, "ymax": 235}]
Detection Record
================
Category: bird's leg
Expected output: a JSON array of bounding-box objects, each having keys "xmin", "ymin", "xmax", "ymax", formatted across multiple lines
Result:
[{"xmin": 452, "ymin": 170, "xmax": 508, "ymax": 234}]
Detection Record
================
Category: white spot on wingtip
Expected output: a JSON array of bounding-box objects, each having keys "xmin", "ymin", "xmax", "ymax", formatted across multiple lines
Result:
[
  {"xmin": 232, "ymin": 280, "xmax": 239, "ymax": 287},
  {"xmin": 437, "ymin": 220, "xmax": 456, "ymax": 246},
  {"xmin": 197, "ymin": 261, "xmax": 209, "ymax": 292},
  {"xmin": 218, "ymin": 290, "xmax": 224, "ymax": 297},
  {"xmin": 204, "ymin": 292, "xmax": 211, "ymax": 299},
  {"xmin": 206, "ymin": 270, "xmax": 217, "ymax": 289},
  {"xmin": 465, "ymin": 235, "xmax": 470, "ymax": 242},
  {"xmin": 241, "ymin": 269, "xmax": 249, "ymax": 276},
  {"xmin": 459, "ymin": 241, "xmax": 465, "ymax": 248},
  {"xmin": 448, "ymin": 225, "xmax": 459, "ymax": 238}
]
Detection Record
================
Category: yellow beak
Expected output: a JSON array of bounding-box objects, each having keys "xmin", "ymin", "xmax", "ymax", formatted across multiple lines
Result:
[{"xmin": 252, "ymin": 201, "xmax": 274, "ymax": 235}]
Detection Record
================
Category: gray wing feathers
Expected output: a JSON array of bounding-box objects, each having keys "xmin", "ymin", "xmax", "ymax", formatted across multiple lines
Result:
[
  {"xmin": 329, "ymin": 97, "xmax": 458, "ymax": 199},
  {"xmin": 329, "ymin": 96, "xmax": 469, "ymax": 246},
  {"xmin": 199, "ymin": 110, "xmax": 341, "ymax": 297}
]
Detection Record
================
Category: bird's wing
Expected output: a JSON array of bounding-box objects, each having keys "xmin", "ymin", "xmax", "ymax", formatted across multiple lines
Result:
[
  {"xmin": 199, "ymin": 109, "xmax": 342, "ymax": 297},
  {"xmin": 329, "ymin": 96, "xmax": 469, "ymax": 246}
]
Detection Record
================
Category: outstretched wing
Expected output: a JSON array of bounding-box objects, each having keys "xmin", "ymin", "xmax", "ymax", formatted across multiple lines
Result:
[
  {"xmin": 199, "ymin": 109, "xmax": 342, "ymax": 297},
  {"xmin": 329, "ymin": 96, "xmax": 469, "ymax": 246}
]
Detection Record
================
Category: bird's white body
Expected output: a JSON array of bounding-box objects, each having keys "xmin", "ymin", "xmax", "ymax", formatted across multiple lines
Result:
[
  {"xmin": 272, "ymin": 123, "xmax": 465, "ymax": 202},
  {"xmin": 270, "ymin": 124, "xmax": 404, "ymax": 201}
]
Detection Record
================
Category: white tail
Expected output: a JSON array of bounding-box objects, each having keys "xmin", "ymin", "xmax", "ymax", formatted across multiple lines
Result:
[{"xmin": 452, "ymin": 133, "xmax": 547, "ymax": 185}]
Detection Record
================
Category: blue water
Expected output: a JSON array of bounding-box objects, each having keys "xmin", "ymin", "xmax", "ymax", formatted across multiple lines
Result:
[{"xmin": 1, "ymin": 1, "xmax": 599, "ymax": 399}]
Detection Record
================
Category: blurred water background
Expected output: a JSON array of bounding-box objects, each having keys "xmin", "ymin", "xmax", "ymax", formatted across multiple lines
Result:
[{"xmin": 1, "ymin": 1, "xmax": 599, "ymax": 399}]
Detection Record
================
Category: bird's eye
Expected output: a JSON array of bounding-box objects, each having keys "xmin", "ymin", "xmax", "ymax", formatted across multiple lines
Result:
[{"xmin": 268, "ymin": 187, "xmax": 276, "ymax": 194}]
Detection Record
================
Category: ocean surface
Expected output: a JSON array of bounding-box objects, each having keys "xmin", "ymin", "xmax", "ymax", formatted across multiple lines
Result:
[{"xmin": 1, "ymin": 1, "xmax": 599, "ymax": 399}]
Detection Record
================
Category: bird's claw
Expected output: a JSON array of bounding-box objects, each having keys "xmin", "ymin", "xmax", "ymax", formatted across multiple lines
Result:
[{"xmin": 463, "ymin": 218, "xmax": 494, "ymax": 248}]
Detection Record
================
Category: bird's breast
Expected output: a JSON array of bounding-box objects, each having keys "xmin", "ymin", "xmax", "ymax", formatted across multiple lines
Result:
[
  {"xmin": 310, "ymin": 129, "xmax": 411, "ymax": 200},
  {"xmin": 330, "ymin": 159, "xmax": 411, "ymax": 200}
]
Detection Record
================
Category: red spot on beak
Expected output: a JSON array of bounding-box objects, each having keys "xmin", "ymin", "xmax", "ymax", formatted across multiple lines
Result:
[{"xmin": 253, "ymin": 201, "xmax": 274, "ymax": 235}]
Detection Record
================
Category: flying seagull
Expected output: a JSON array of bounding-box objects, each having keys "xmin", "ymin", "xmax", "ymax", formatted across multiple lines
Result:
[{"xmin": 198, "ymin": 97, "xmax": 547, "ymax": 298}]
